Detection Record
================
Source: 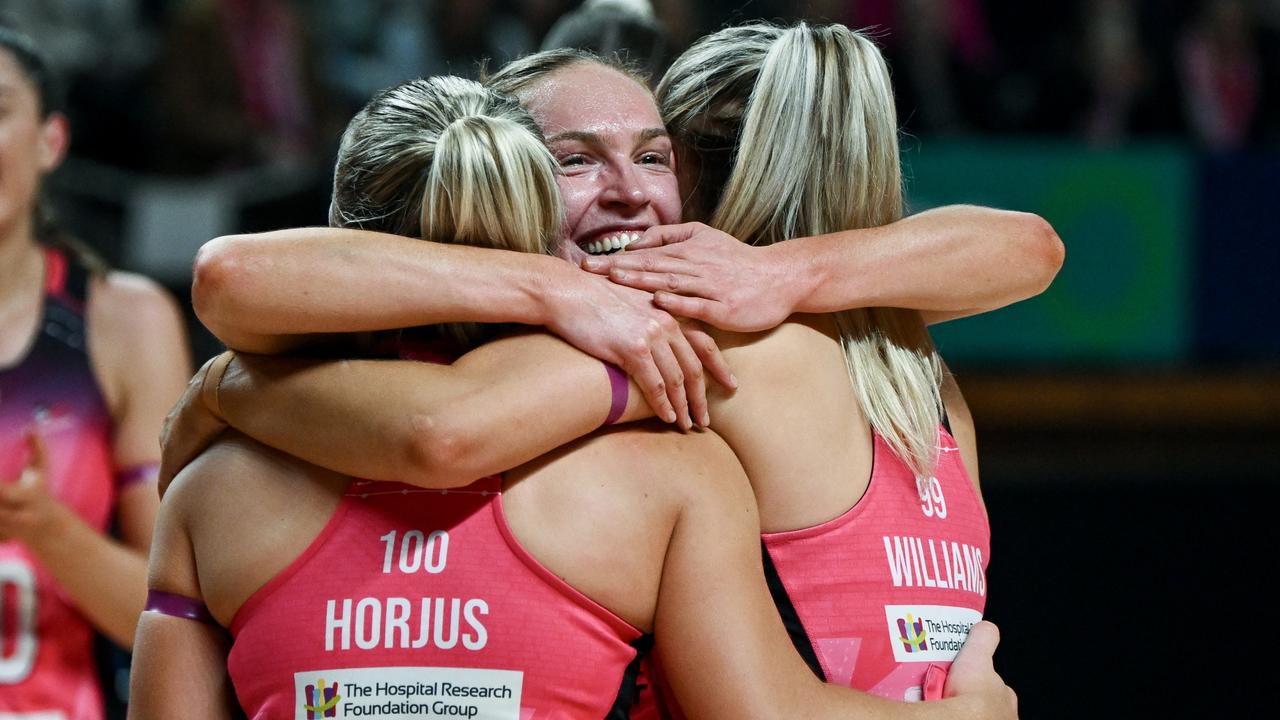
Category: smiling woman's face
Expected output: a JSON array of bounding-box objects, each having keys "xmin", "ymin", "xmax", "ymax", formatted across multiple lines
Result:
[{"xmin": 516, "ymin": 62, "xmax": 682, "ymax": 263}]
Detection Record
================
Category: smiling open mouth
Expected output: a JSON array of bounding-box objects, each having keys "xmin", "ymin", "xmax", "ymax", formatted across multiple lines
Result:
[{"xmin": 581, "ymin": 231, "xmax": 641, "ymax": 255}]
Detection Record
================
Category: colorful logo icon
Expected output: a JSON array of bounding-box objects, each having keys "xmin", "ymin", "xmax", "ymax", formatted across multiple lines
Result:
[
  {"xmin": 303, "ymin": 678, "xmax": 341, "ymax": 719},
  {"xmin": 897, "ymin": 613, "xmax": 929, "ymax": 653}
]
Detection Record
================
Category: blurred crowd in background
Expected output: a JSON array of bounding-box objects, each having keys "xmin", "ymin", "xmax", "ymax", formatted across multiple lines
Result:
[
  {"xmin": 6, "ymin": 0, "xmax": 1279, "ymax": 179},
  {"xmin": 4, "ymin": 0, "xmax": 1278, "ymax": 369}
]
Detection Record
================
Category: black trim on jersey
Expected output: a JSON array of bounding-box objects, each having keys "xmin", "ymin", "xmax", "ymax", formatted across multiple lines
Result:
[
  {"xmin": 762, "ymin": 542, "xmax": 825, "ymax": 681},
  {"xmin": 42, "ymin": 250, "xmax": 90, "ymax": 353},
  {"xmin": 603, "ymin": 633, "xmax": 655, "ymax": 719},
  {"xmin": 63, "ymin": 251, "xmax": 91, "ymax": 304}
]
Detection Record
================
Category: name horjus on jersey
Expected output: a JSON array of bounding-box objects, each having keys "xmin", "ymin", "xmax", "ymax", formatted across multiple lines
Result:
[{"xmin": 324, "ymin": 528, "xmax": 490, "ymax": 652}]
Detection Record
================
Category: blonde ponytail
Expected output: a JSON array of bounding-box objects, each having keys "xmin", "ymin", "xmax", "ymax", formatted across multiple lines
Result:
[
  {"xmin": 330, "ymin": 76, "xmax": 563, "ymax": 349},
  {"xmin": 660, "ymin": 23, "xmax": 944, "ymax": 477}
]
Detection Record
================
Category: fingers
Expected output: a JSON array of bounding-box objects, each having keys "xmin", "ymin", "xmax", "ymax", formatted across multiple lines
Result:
[
  {"xmin": 157, "ymin": 450, "xmax": 180, "ymax": 497},
  {"xmin": 18, "ymin": 433, "xmax": 46, "ymax": 486},
  {"xmin": 669, "ymin": 330, "xmax": 709, "ymax": 428},
  {"xmin": 632, "ymin": 222, "xmax": 704, "ymax": 250},
  {"xmin": 621, "ymin": 351, "xmax": 677, "ymax": 426},
  {"xmin": 583, "ymin": 253, "xmax": 702, "ymax": 288},
  {"xmin": 608, "ymin": 268, "xmax": 720, "ymax": 300},
  {"xmin": 648, "ymin": 338, "xmax": 692, "ymax": 431},
  {"xmin": 961, "ymin": 620, "xmax": 1001, "ymax": 660},
  {"xmin": 681, "ymin": 323, "xmax": 736, "ymax": 393},
  {"xmin": 653, "ymin": 292, "xmax": 725, "ymax": 327}
]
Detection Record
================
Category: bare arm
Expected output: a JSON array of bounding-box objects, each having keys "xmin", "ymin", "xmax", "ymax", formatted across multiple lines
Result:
[
  {"xmin": 193, "ymin": 229, "xmax": 573, "ymax": 353},
  {"xmin": 583, "ymin": 206, "xmax": 1064, "ymax": 330},
  {"xmin": 193, "ymin": 227, "xmax": 732, "ymax": 427},
  {"xmin": 128, "ymin": 457, "xmax": 238, "ymax": 720},
  {"xmin": 159, "ymin": 333, "xmax": 660, "ymax": 493},
  {"xmin": 655, "ymin": 435, "xmax": 1016, "ymax": 719}
]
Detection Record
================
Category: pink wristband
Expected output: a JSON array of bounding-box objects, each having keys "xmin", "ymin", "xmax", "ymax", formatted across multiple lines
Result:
[
  {"xmin": 603, "ymin": 362, "xmax": 628, "ymax": 426},
  {"xmin": 145, "ymin": 589, "xmax": 216, "ymax": 625}
]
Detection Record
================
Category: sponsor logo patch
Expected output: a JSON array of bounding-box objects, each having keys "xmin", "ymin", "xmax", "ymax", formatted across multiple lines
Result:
[
  {"xmin": 293, "ymin": 666, "xmax": 523, "ymax": 719},
  {"xmin": 884, "ymin": 605, "xmax": 982, "ymax": 663}
]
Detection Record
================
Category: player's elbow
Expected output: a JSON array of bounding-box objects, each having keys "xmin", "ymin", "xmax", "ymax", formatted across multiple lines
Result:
[
  {"xmin": 402, "ymin": 411, "xmax": 484, "ymax": 489},
  {"xmin": 1020, "ymin": 212, "xmax": 1064, "ymax": 295},
  {"xmin": 191, "ymin": 235, "xmax": 252, "ymax": 335}
]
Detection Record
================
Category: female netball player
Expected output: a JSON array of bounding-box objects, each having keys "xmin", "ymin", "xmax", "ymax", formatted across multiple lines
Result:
[
  {"xmin": 130, "ymin": 74, "xmax": 1015, "ymax": 720},
  {"xmin": 0, "ymin": 25, "xmax": 191, "ymax": 720}
]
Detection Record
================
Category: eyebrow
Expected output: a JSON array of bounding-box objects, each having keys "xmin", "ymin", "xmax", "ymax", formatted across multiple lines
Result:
[{"xmin": 545, "ymin": 128, "xmax": 669, "ymax": 145}]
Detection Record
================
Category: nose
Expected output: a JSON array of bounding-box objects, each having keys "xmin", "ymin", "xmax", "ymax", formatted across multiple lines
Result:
[{"xmin": 599, "ymin": 161, "xmax": 649, "ymax": 211}]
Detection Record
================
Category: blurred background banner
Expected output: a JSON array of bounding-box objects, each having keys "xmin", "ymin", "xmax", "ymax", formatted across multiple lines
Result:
[{"xmin": 911, "ymin": 141, "xmax": 1194, "ymax": 363}]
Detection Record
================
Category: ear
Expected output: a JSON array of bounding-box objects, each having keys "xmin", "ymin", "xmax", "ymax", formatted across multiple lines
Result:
[{"xmin": 37, "ymin": 112, "xmax": 70, "ymax": 173}]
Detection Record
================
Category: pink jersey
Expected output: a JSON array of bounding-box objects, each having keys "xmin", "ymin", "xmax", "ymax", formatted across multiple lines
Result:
[
  {"xmin": 761, "ymin": 427, "xmax": 990, "ymax": 702},
  {"xmin": 1, "ymin": 248, "xmax": 115, "ymax": 719},
  {"xmin": 227, "ymin": 476, "xmax": 651, "ymax": 720}
]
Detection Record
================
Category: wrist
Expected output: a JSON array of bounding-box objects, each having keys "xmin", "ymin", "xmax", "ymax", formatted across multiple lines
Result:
[
  {"xmin": 767, "ymin": 241, "xmax": 817, "ymax": 315},
  {"xmin": 23, "ymin": 500, "xmax": 78, "ymax": 558},
  {"xmin": 527, "ymin": 255, "xmax": 581, "ymax": 329},
  {"xmin": 618, "ymin": 377, "xmax": 655, "ymax": 422},
  {"xmin": 533, "ymin": 257, "xmax": 591, "ymax": 330}
]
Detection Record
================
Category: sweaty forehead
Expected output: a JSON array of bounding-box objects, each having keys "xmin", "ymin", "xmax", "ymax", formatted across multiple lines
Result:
[{"xmin": 518, "ymin": 63, "xmax": 662, "ymax": 138}]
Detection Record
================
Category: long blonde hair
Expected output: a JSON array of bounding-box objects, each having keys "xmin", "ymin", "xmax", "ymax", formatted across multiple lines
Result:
[
  {"xmin": 659, "ymin": 23, "xmax": 944, "ymax": 477},
  {"xmin": 330, "ymin": 76, "xmax": 563, "ymax": 349}
]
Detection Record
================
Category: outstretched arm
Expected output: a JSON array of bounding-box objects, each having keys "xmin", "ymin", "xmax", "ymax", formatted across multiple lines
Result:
[
  {"xmin": 583, "ymin": 205, "xmax": 1064, "ymax": 331},
  {"xmin": 193, "ymin": 227, "xmax": 730, "ymax": 427},
  {"xmin": 194, "ymin": 229, "xmax": 575, "ymax": 353},
  {"xmin": 159, "ymin": 333, "xmax": 659, "ymax": 494}
]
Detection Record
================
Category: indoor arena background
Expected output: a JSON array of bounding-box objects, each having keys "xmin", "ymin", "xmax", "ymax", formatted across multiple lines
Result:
[{"xmin": 8, "ymin": 1, "xmax": 1277, "ymax": 717}]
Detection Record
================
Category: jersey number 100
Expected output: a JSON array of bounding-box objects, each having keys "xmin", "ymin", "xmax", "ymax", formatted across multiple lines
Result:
[{"xmin": 379, "ymin": 529, "xmax": 450, "ymax": 575}]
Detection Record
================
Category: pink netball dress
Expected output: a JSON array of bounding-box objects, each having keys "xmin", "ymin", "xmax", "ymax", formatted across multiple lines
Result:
[
  {"xmin": 762, "ymin": 426, "xmax": 991, "ymax": 702},
  {"xmin": 227, "ymin": 476, "xmax": 652, "ymax": 720},
  {"xmin": 1, "ymin": 248, "xmax": 117, "ymax": 720}
]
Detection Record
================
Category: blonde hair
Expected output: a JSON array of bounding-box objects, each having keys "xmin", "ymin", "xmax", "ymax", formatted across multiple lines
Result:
[
  {"xmin": 330, "ymin": 76, "xmax": 563, "ymax": 349},
  {"xmin": 485, "ymin": 47, "xmax": 650, "ymax": 99},
  {"xmin": 659, "ymin": 23, "xmax": 944, "ymax": 477}
]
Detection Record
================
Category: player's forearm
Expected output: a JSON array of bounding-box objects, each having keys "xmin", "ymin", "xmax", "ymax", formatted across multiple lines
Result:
[
  {"xmin": 27, "ymin": 507, "xmax": 147, "ymax": 648},
  {"xmin": 215, "ymin": 341, "xmax": 648, "ymax": 487},
  {"xmin": 789, "ymin": 205, "xmax": 1063, "ymax": 320},
  {"xmin": 192, "ymin": 228, "xmax": 572, "ymax": 353}
]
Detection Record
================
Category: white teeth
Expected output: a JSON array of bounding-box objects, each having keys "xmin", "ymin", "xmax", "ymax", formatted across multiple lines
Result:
[{"xmin": 583, "ymin": 232, "xmax": 644, "ymax": 255}]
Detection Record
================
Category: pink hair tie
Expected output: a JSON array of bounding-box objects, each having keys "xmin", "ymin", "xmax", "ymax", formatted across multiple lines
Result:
[
  {"xmin": 603, "ymin": 362, "xmax": 628, "ymax": 426},
  {"xmin": 145, "ymin": 589, "xmax": 217, "ymax": 625}
]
